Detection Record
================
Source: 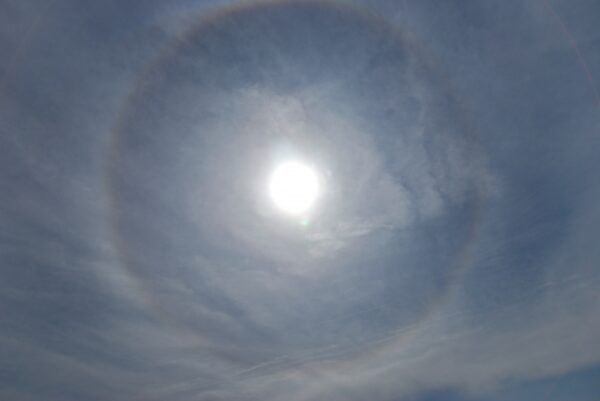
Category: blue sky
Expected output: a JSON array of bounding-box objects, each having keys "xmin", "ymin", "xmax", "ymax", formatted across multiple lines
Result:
[{"xmin": 1, "ymin": 1, "xmax": 599, "ymax": 400}]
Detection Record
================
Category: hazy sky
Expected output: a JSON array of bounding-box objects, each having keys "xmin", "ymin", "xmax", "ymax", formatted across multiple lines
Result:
[{"xmin": 1, "ymin": 1, "xmax": 600, "ymax": 400}]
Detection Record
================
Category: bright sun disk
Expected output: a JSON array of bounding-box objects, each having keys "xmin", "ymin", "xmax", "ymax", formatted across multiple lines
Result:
[{"xmin": 269, "ymin": 161, "xmax": 319, "ymax": 215}]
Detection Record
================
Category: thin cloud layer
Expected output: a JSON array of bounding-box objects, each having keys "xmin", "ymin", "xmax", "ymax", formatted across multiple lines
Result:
[{"xmin": 1, "ymin": 1, "xmax": 599, "ymax": 401}]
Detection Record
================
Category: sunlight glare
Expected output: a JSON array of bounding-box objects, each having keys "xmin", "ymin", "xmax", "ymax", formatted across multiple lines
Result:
[{"xmin": 269, "ymin": 161, "xmax": 320, "ymax": 215}]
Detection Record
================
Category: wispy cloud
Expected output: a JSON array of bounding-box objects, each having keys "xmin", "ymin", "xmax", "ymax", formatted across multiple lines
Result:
[{"xmin": 1, "ymin": 1, "xmax": 599, "ymax": 400}]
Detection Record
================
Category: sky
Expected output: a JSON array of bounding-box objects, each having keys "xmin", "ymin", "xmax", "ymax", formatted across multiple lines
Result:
[{"xmin": 1, "ymin": 0, "xmax": 600, "ymax": 400}]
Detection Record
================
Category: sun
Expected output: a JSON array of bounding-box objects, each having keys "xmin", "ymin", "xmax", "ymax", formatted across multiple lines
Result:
[{"xmin": 269, "ymin": 161, "xmax": 320, "ymax": 215}]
